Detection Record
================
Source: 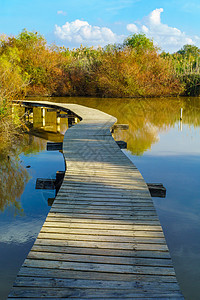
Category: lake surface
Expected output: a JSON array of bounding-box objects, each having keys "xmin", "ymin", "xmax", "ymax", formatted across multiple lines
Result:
[{"xmin": 1, "ymin": 97, "xmax": 200, "ymax": 299}]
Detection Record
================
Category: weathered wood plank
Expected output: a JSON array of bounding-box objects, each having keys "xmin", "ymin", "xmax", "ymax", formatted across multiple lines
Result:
[
  {"xmin": 57, "ymin": 190, "xmax": 151, "ymax": 199},
  {"xmin": 45, "ymin": 212, "xmax": 160, "ymax": 221},
  {"xmin": 9, "ymin": 287, "xmax": 184, "ymax": 298},
  {"xmin": 35, "ymin": 238, "xmax": 169, "ymax": 251},
  {"xmin": 13, "ymin": 277, "xmax": 181, "ymax": 291},
  {"xmin": 27, "ymin": 251, "xmax": 173, "ymax": 267},
  {"xmin": 52, "ymin": 204, "xmax": 156, "ymax": 211},
  {"xmin": 40, "ymin": 227, "xmax": 164, "ymax": 238},
  {"xmin": 22, "ymin": 259, "xmax": 176, "ymax": 275},
  {"xmin": 18, "ymin": 267, "xmax": 178, "ymax": 282},
  {"xmin": 31, "ymin": 245, "xmax": 170, "ymax": 258},
  {"xmin": 47, "ymin": 213, "xmax": 161, "ymax": 225},
  {"xmin": 50, "ymin": 207, "xmax": 158, "ymax": 216},
  {"xmin": 43, "ymin": 221, "xmax": 163, "ymax": 231},
  {"xmin": 37, "ymin": 232, "xmax": 166, "ymax": 244},
  {"xmin": 53, "ymin": 200, "xmax": 155, "ymax": 207}
]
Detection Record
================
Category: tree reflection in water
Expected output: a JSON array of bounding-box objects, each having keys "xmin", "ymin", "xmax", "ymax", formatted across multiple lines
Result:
[
  {"xmin": 0, "ymin": 156, "xmax": 28, "ymax": 214},
  {"xmin": 0, "ymin": 133, "xmax": 47, "ymax": 215},
  {"xmin": 44, "ymin": 96, "xmax": 200, "ymax": 155}
]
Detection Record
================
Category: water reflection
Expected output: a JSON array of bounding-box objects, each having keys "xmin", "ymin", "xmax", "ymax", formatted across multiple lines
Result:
[
  {"xmin": 28, "ymin": 96, "xmax": 200, "ymax": 300},
  {"xmin": 0, "ymin": 104, "xmax": 70, "ymax": 299},
  {"xmin": 3, "ymin": 97, "xmax": 200, "ymax": 299},
  {"xmin": 0, "ymin": 156, "xmax": 28, "ymax": 215},
  {"xmin": 37, "ymin": 96, "xmax": 200, "ymax": 155}
]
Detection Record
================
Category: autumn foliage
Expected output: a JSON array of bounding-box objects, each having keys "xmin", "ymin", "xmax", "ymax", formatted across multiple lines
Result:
[
  {"xmin": 0, "ymin": 30, "xmax": 184, "ymax": 99},
  {"xmin": 95, "ymin": 48, "xmax": 182, "ymax": 97}
]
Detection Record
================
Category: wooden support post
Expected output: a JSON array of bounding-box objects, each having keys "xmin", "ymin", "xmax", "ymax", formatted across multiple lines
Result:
[
  {"xmin": 116, "ymin": 141, "xmax": 127, "ymax": 149},
  {"xmin": 55, "ymin": 171, "xmax": 65, "ymax": 195},
  {"xmin": 147, "ymin": 183, "xmax": 166, "ymax": 198},
  {"xmin": 111, "ymin": 124, "xmax": 129, "ymax": 133},
  {"xmin": 35, "ymin": 171, "xmax": 65, "ymax": 194},
  {"xmin": 57, "ymin": 113, "xmax": 68, "ymax": 118},
  {"xmin": 68, "ymin": 117, "xmax": 75, "ymax": 128},
  {"xmin": 46, "ymin": 142, "xmax": 63, "ymax": 151},
  {"xmin": 47, "ymin": 108, "xmax": 58, "ymax": 112},
  {"xmin": 47, "ymin": 198, "xmax": 55, "ymax": 206},
  {"xmin": 180, "ymin": 108, "xmax": 183, "ymax": 120},
  {"xmin": 42, "ymin": 108, "xmax": 45, "ymax": 126},
  {"xmin": 35, "ymin": 178, "xmax": 55, "ymax": 190}
]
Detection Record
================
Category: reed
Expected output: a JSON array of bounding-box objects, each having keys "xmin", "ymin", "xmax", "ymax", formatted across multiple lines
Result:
[{"xmin": 162, "ymin": 45, "xmax": 200, "ymax": 96}]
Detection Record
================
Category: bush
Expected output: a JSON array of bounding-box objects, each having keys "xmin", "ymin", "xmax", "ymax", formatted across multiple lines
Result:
[{"xmin": 95, "ymin": 48, "xmax": 183, "ymax": 97}]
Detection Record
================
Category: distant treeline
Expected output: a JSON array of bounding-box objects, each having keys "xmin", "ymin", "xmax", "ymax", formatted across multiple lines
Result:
[
  {"xmin": 2, "ymin": 30, "xmax": 197, "ymax": 100},
  {"xmin": 1, "ymin": 30, "xmax": 200, "ymax": 106}
]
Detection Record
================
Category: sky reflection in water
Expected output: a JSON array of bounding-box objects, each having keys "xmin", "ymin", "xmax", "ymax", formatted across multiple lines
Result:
[
  {"xmin": 125, "ymin": 120, "xmax": 200, "ymax": 300},
  {"xmin": 0, "ymin": 135, "xmax": 65, "ymax": 299},
  {"xmin": 1, "ymin": 97, "xmax": 200, "ymax": 300}
]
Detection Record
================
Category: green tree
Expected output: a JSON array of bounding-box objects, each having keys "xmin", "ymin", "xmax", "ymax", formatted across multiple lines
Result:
[
  {"xmin": 123, "ymin": 33, "xmax": 157, "ymax": 53},
  {"xmin": 177, "ymin": 44, "xmax": 200, "ymax": 58}
]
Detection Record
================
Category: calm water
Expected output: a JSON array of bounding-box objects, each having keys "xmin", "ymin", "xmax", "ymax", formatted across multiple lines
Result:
[{"xmin": 1, "ymin": 97, "xmax": 200, "ymax": 299}]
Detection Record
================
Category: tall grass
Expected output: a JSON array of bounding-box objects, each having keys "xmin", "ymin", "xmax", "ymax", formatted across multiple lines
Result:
[{"xmin": 162, "ymin": 45, "xmax": 200, "ymax": 96}]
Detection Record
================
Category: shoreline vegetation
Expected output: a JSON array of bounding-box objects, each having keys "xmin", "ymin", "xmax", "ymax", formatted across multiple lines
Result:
[{"xmin": 1, "ymin": 30, "xmax": 200, "ymax": 148}]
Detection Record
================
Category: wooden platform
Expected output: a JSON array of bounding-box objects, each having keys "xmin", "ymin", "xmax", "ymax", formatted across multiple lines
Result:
[{"xmin": 8, "ymin": 101, "xmax": 184, "ymax": 299}]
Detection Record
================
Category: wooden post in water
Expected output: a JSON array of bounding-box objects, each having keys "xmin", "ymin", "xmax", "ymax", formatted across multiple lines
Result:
[
  {"xmin": 180, "ymin": 108, "xmax": 183, "ymax": 120},
  {"xmin": 57, "ymin": 116, "xmax": 61, "ymax": 132},
  {"xmin": 180, "ymin": 108, "xmax": 183, "ymax": 132},
  {"xmin": 42, "ymin": 108, "xmax": 45, "ymax": 127}
]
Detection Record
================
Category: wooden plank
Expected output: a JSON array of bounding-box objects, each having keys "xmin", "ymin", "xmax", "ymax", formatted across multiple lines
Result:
[
  {"xmin": 22, "ymin": 259, "xmax": 176, "ymax": 275},
  {"xmin": 43, "ymin": 221, "xmax": 163, "ymax": 231},
  {"xmin": 35, "ymin": 238, "xmax": 169, "ymax": 251},
  {"xmin": 37, "ymin": 232, "xmax": 166, "ymax": 244},
  {"xmin": 53, "ymin": 200, "xmax": 155, "ymax": 207},
  {"xmin": 51, "ymin": 204, "xmax": 156, "ymax": 212},
  {"xmin": 13, "ymin": 277, "xmax": 181, "ymax": 291},
  {"xmin": 40, "ymin": 227, "xmax": 164, "ymax": 238},
  {"xmin": 42, "ymin": 213, "xmax": 160, "ymax": 221},
  {"xmin": 27, "ymin": 251, "xmax": 173, "ymax": 267},
  {"xmin": 56, "ymin": 194, "xmax": 152, "ymax": 202},
  {"xmin": 31, "ymin": 245, "xmax": 170, "ymax": 259},
  {"xmin": 48, "ymin": 207, "xmax": 158, "ymax": 215},
  {"xmin": 49, "ymin": 210, "xmax": 158, "ymax": 218},
  {"xmin": 57, "ymin": 190, "xmax": 151, "ymax": 198},
  {"xmin": 9, "ymin": 287, "xmax": 184, "ymax": 298},
  {"xmin": 47, "ymin": 213, "xmax": 161, "ymax": 224},
  {"xmin": 18, "ymin": 267, "xmax": 178, "ymax": 282}
]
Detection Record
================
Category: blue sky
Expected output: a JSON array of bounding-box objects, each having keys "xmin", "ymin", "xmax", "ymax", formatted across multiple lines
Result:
[{"xmin": 1, "ymin": 0, "xmax": 200, "ymax": 52}]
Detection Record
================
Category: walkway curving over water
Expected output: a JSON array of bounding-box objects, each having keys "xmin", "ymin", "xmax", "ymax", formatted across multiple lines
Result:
[{"xmin": 8, "ymin": 100, "xmax": 184, "ymax": 299}]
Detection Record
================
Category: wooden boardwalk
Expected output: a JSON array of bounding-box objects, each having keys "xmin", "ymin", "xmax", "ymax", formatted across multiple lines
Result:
[{"xmin": 8, "ymin": 101, "xmax": 184, "ymax": 299}]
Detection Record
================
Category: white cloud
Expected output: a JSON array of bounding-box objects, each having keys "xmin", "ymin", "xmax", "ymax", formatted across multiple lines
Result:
[
  {"xmin": 0, "ymin": 218, "xmax": 43, "ymax": 244},
  {"xmin": 54, "ymin": 19, "xmax": 122, "ymax": 47},
  {"xmin": 127, "ymin": 8, "xmax": 200, "ymax": 52},
  {"xmin": 127, "ymin": 23, "xmax": 138, "ymax": 33},
  {"xmin": 57, "ymin": 10, "xmax": 67, "ymax": 16}
]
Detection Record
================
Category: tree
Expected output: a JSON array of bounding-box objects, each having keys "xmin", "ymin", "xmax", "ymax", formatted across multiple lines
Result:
[
  {"xmin": 123, "ymin": 33, "xmax": 157, "ymax": 53},
  {"xmin": 177, "ymin": 44, "xmax": 200, "ymax": 58}
]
